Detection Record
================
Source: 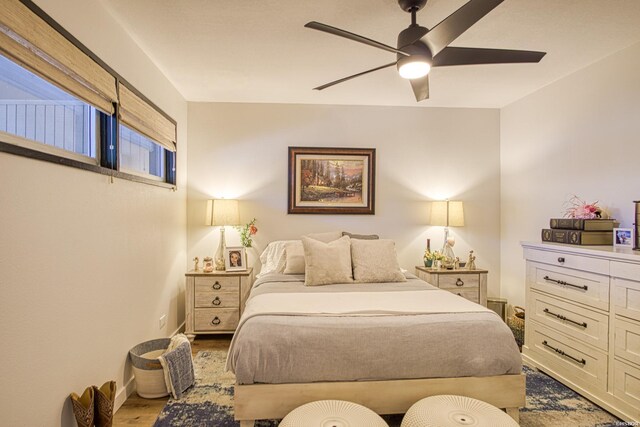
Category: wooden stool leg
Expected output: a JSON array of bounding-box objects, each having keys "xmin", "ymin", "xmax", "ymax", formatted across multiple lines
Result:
[
  {"xmin": 239, "ymin": 420, "xmax": 255, "ymax": 427},
  {"xmin": 505, "ymin": 408, "xmax": 520, "ymax": 423}
]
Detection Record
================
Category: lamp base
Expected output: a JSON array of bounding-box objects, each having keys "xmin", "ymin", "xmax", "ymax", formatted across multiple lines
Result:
[{"xmin": 214, "ymin": 227, "xmax": 226, "ymax": 271}]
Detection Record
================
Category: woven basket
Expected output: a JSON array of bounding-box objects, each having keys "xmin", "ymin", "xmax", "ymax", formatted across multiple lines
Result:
[{"xmin": 507, "ymin": 306, "xmax": 525, "ymax": 349}]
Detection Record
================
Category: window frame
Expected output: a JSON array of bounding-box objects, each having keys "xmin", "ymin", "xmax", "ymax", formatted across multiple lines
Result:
[{"xmin": 0, "ymin": 0, "xmax": 178, "ymax": 189}]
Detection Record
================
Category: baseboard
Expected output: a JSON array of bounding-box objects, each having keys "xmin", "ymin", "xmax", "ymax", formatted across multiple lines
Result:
[
  {"xmin": 115, "ymin": 321, "xmax": 187, "ymax": 412},
  {"xmin": 115, "ymin": 376, "xmax": 136, "ymax": 413}
]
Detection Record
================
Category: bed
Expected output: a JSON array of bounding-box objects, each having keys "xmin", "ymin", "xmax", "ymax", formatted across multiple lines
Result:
[{"xmin": 227, "ymin": 272, "xmax": 525, "ymax": 426}]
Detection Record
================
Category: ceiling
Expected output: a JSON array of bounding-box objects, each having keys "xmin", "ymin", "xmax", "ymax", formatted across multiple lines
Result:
[{"xmin": 100, "ymin": 0, "xmax": 640, "ymax": 108}]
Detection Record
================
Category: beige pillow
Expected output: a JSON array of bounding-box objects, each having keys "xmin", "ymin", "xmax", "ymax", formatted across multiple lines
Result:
[
  {"xmin": 305, "ymin": 231, "xmax": 342, "ymax": 243},
  {"xmin": 351, "ymin": 239, "xmax": 406, "ymax": 283},
  {"xmin": 302, "ymin": 235, "xmax": 353, "ymax": 286},
  {"xmin": 283, "ymin": 241, "xmax": 305, "ymax": 274}
]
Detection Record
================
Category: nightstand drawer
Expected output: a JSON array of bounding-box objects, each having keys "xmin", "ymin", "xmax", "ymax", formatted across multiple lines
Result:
[
  {"xmin": 195, "ymin": 276, "xmax": 239, "ymax": 293},
  {"xmin": 195, "ymin": 290, "xmax": 239, "ymax": 308},
  {"xmin": 438, "ymin": 274, "xmax": 479, "ymax": 289},
  {"xmin": 448, "ymin": 288, "xmax": 479, "ymax": 303},
  {"xmin": 194, "ymin": 308, "xmax": 239, "ymax": 331}
]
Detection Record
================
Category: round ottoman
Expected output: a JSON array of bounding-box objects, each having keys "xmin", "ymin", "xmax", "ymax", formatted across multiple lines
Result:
[
  {"xmin": 279, "ymin": 400, "xmax": 389, "ymax": 427},
  {"xmin": 401, "ymin": 395, "xmax": 519, "ymax": 427}
]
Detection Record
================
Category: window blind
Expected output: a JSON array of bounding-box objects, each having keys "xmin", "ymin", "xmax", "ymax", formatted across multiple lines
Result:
[
  {"xmin": 118, "ymin": 83, "xmax": 176, "ymax": 152},
  {"xmin": 0, "ymin": 0, "xmax": 118, "ymax": 115}
]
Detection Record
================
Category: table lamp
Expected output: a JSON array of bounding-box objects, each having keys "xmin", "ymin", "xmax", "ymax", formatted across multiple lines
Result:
[
  {"xmin": 206, "ymin": 199, "xmax": 240, "ymax": 270},
  {"xmin": 431, "ymin": 200, "xmax": 464, "ymax": 262}
]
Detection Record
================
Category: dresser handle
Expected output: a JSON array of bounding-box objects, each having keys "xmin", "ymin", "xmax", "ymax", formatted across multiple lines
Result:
[
  {"xmin": 543, "ymin": 308, "xmax": 588, "ymax": 328},
  {"xmin": 455, "ymin": 278, "xmax": 464, "ymax": 287},
  {"xmin": 456, "ymin": 293, "xmax": 462, "ymax": 296},
  {"xmin": 543, "ymin": 275, "xmax": 588, "ymax": 291},
  {"xmin": 212, "ymin": 297, "xmax": 221, "ymax": 306},
  {"xmin": 557, "ymin": 257, "xmax": 565, "ymax": 263},
  {"xmin": 211, "ymin": 317, "xmax": 221, "ymax": 325},
  {"xmin": 212, "ymin": 282, "xmax": 222, "ymax": 290},
  {"xmin": 542, "ymin": 340, "xmax": 586, "ymax": 366}
]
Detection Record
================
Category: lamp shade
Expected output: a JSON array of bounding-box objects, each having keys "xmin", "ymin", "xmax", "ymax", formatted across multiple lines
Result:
[
  {"xmin": 205, "ymin": 199, "xmax": 240, "ymax": 226},
  {"xmin": 430, "ymin": 200, "xmax": 464, "ymax": 227}
]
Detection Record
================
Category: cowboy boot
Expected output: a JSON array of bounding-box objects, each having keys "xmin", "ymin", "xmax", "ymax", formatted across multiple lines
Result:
[
  {"xmin": 70, "ymin": 386, "xmax": 94, "ymax": 427},
  {"xmin": 94, "ymin": 381, "xmax": 116, "ymax": 427}
]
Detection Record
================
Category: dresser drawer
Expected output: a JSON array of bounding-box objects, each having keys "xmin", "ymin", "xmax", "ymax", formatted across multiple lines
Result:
[
  {"xmin": 527, "ymin": 322, "xmax": 608, "ymax": 392},
  {"xmin": 195, "ymin": 276, "xmax": 239, "ymax": 293},
  {"xmin": 447, "ymin": 288, "xmax": 479, "ymax": 303},
  {"xmin": 524, "ymin": 248, "xmax": 609, "ymax": 275},
  {"xmin": 615, "ymin": 316, "xmax": 640, "ymax": 366},
  {"xmin": 613, "ymin": 359, "xmax": 640, "ymax": 417},
  {"xmin": 528, "ymin": 262, "xmax": 609, "ymax": 311},
  {"xmin": 613, "ymin": 277, "xmax": 640, "ymax": 321},
  {"xmin": 438, "ymin": 274, "xmax": 479, "ymax": 289},
  {"xmin": 195, "ymin": 290, "xmax": 239, "ymax": 308},
  {"xmin": 611, "ymin": 261, "xmax": 640, "ymax": 282},
  {"xmin": 529, "ymin": 290, "xmax": 609, "ymax": 351},
  {"xmin": 194, "ymin": 308, "xmax": 239, "ymax": 331}
]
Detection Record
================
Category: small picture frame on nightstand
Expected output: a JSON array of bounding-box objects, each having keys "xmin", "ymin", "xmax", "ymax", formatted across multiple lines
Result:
[
  {"xmin": 614, "ymin": 228, "xmax": 634, "ymax": 247},
  {"xmin": 224, "ymin": 246, "xmax": 247, "ymax": 271}
]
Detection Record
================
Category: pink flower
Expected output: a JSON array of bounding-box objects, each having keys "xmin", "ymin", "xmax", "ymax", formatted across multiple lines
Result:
[{"xmin": 249, "ymin": 225, "xmax": 258, "ymax": 235}]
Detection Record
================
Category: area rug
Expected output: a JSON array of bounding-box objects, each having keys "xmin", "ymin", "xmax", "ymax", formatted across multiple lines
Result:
[{"xmin": 154, "ymin": 350, "xmax": 621, "ymax": 427}]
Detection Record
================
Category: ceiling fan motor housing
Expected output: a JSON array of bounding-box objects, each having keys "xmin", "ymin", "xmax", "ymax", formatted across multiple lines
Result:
[
  {"xmin": 398, "ymin": 0, "xmax": 428, "ymax": 12},
  {"xmin": 397, "ymin": 26, "xmax": 432, "ymax": 61}
]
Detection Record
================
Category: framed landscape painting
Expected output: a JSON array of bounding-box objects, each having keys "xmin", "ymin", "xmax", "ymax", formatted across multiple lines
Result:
[{"xmin": 288, "ymin": 147, "xmax": 376, "ymax": 214}]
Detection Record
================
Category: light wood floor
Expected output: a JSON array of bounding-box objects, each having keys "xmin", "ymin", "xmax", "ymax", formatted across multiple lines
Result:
[{"xmin": 113, "ymin": 335, "xmax": 233, "ymax": 426}]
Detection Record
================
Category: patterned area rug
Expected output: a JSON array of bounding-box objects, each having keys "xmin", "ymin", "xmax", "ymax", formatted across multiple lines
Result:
[{"xmin": 154, "ymin": 350, "xmax": 620, "ymax": 427}]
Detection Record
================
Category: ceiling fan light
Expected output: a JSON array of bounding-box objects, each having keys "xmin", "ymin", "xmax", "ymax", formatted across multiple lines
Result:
[{"xmin": 398, "ymin": 55, "xmax": 431, "ymax": 79}]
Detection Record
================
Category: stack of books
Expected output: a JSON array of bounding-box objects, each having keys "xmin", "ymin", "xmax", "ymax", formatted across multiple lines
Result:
[{"xmin": 542, "ymin": 218, "xmax": 618, "ymax": 245}]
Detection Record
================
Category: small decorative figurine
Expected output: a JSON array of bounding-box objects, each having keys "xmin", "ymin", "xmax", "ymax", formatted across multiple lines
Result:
[
  {"xmin": 467, "ymin": 250, "xmax": 476, "ymax": 270},
  {"xmin": 454, "ymin": 257, "xmax": 460, "ymax": 269},
  {"xmin": 193, "ymin": 257, "xmax": 200, "ymax": 272},
  {"xmin": 203, "ymin": 257, "xmax": 214, "ymax": 273}
]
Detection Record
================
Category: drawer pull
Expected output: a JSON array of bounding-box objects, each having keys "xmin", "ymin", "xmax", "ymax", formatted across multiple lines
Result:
[
  {"xmin": 557, "ymin": 257, "xmax": 565, "ymax": 263},
  {"xmin": 211, "ymin": 317, "xmax": 221, "ymax": 325},
  {"xmin": 212, "ymin": 297, "xmax": 221, "ymax": 306},
  {"xmin": 543, "ymin": 275, "xmax": 588, "ymax": 291},
  {"xmin": 212, "ymin": 281, "xmax": 222, "ymax": 290},
  {"xmin": 455, "ymin": 278, "xmax": 464, "ymax": 287},
  {"xmin": 543, "ymin": 308, "xmax": 587, "ymax": 328},
  {"xmin": 542, "ymin": 340, "xmax": 586, "ymax": 366},
  {"xmin": 456, "ymin": 293, "xmax": 462, "ymax": 296}
]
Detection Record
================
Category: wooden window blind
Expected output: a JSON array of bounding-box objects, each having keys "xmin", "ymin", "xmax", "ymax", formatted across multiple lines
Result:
[
  {"xmin": 0, "ymin": 0, "xmax": 118, "ymax": 115},
  {"xmin": 118, "ymin": 83, "xmax": 176, "ymax": 152}
]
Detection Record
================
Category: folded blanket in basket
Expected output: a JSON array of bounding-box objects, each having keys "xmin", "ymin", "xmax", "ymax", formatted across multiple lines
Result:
[{"xmin": 158, "ymin": 334, "xmax": 194, "ymax": 399}]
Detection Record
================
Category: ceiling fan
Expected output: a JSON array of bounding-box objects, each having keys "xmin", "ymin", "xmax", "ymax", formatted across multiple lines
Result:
[{"xmin": 305, "ymin": 0, "xmax": 546, "ymax": 101}]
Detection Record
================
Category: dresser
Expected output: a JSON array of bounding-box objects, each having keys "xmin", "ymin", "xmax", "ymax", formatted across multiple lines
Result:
[
  {"xmin": 184, "ymin": 268, "xmax": 254, "ymax": 339},
  {"xmin": 522, "ymin": 242, "xmax": 640, "ymax": 422},
  {"xmin": 415, "ymin": 266, "xmax": 488, "ymax": 307}
]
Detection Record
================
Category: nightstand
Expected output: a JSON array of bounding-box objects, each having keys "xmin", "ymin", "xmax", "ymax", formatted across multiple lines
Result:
[
  {"xmin": 184, "ymin": 268, "xmax": 254, "ymax": 339},
  {"xmin": 415, "ymin": 266, "xmax": 488, "ymax": 307}
]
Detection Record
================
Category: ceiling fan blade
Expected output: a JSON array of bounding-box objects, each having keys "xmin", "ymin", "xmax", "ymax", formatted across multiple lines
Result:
[
  {"xmin": 433, "ymin": 47, "xmax": 546, "ymax": 67},
  {"xmin": 313, "ymin": 62, "xmax": 397, "ymax": 91},
  {"xmin": 305, "ymin": 21, "xmax": 409, "ymax": 56},
  {"xmin": 423, "ymin": 0, "xmax": 504, "ymax": 56},
  {"xmin": 409, "ymin": 75, "xmax": 430, "ymax": 101}
]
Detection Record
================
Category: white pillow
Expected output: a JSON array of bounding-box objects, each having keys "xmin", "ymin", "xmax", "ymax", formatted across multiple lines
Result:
[
  {"xmin": 302, "ymin": 235, "xmax": 353, "ymax": 286},
  {"xmin": 350, "ymin": 239, "xmax": 406, "ymax": 283},
  {"xmin": 258, "ymin": 240, "xmax": 298, "ymax": 276},
  {"xmin": 305, "ymin": 231, "xmax": 342, "ymax": 243},
  {"xmin": 283, "ymin": 241, "xmax": 305, "ymax": 274}
]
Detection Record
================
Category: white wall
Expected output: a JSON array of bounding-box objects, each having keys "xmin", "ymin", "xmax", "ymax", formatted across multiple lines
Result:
[
  {"xmin": 187, "ymin": 102, "xmax": 502, "ymax": 294},
  {"xmin": 0, "ymin": 1, "xmax": 188, "ymax": 425},
  {"xmin": 500, "ymin": 41, "xmax": 640, "ymax": 307}
]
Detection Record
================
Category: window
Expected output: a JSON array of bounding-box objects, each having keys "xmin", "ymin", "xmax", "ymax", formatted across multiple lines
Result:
[
  {"xmin": 119, "ymin": 124, "xmax": 165, "ymax": 180},
  {"xmin": 0, "ymin": 54, "xmax": 99, "ymax": 162}
]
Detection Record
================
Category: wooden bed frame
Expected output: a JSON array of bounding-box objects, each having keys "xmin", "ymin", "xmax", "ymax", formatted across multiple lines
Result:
[{"xmin": 234, "ymin": 373, "xmax": 525, "ymax": 426}]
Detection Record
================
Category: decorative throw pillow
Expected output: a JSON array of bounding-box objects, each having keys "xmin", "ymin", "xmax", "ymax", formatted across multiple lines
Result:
[
  {"xmin": 305, "ymin": 231, "xmax": 342, "ymax": 243},
  {"xmin": 350, "ymin": 239, "xmax": 406, "ymax": 283},
  {"xmin": 302, "ymin": 235, "xmax": 354, "ymax": 286},
  {"xmin": 342, "ymin": 231, "xmax": 380, "ymax": 240},
  {"xmin": 283, "ymin": 241, "xmax": 305, "ymax": 274}
]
